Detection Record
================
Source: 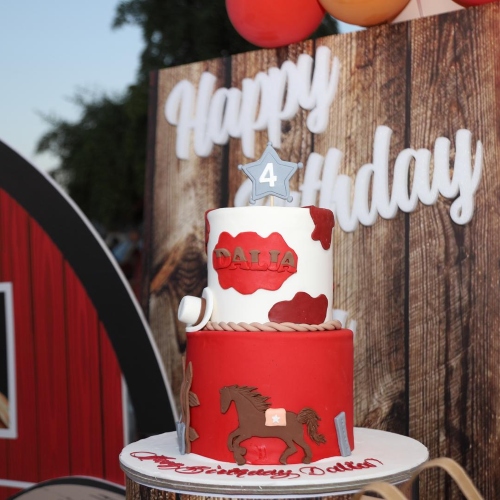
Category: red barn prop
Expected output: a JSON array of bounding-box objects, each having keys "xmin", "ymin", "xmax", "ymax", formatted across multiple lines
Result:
[{"xmin": 0, "ymin": 141, "xmax": 175, "ymax": 499}]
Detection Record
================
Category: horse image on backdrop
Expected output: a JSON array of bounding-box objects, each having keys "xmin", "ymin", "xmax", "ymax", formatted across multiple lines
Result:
[{"xmin": 220, "ymin": 385, "xmax": 326, "ymax": 465}]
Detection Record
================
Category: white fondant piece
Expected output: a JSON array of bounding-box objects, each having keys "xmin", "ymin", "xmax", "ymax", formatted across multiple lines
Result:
[
  {"xmin": 120, "ymin": 428, "xmax": 428, "ymax": 497},
  {"xmin": 178, "ymin": 296, "xmax": 203, "ymax": 325},
  {"xmin": 207, "ymin": 207, "xmax": 333, "ymax": 324},
  {"xmin": 179, "ymin": 288, "xmax": 214, "ymax": 333}
]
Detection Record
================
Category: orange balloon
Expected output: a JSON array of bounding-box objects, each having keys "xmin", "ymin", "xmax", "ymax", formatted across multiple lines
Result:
[{"xmin": 318, "ymin": 0, "xmax": 410, "ymax": 27}]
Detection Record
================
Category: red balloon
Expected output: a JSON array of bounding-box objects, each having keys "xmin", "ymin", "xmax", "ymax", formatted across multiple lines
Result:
[
  {"xmin": 226, "ymin": 0, "xmax": 326, "ymax": 48},
  {"xmin": 452, "ymin": 0, "xmax": 496, "ymax": 6}
]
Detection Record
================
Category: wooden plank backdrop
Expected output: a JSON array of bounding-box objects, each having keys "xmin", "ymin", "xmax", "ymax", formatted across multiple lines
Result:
[
  {"xmin": 143, "ymin": 4, "xmax": 500, "ymax": 498},
  {"xmin": 145, "ymin": 58, "xmax": 227, "ymax": 403},
  {"xmin": 407, "ymin": 7, "xmax": 500, "ymax": 499}
]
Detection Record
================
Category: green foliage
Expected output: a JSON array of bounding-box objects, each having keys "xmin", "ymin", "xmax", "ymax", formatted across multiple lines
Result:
[
  {"xmin": 113, "ymin": 0, "xmax": 338, "ymax": 78},
  {"xmin": 113, "ymin": 0, "xmax": 257, "ymax": 78},
  {"xmin": 37, "ymin": 84, "xmax": 147, "ymax": 230},
  {"xmin": 39, "ymin": 0, "xmax": 338, "ymax": 231}
]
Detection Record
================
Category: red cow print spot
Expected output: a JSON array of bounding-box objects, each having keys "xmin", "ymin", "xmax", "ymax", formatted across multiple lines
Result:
[
  {"xmin": 213, "ymin": 232, "xmax": 298, "ymax": 295},
  {"xmin": 307, "ymin": 206, "xmax": 334, "ymax": 250},
  {"xmin": 268, "ymin": 292, "xmax": 328, "ymax": 324}
]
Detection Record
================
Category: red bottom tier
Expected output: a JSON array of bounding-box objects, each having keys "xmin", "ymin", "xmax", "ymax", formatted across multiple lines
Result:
[{"xmin": 185, "ymin": 329, "xmax": 353, "ymax": 465}]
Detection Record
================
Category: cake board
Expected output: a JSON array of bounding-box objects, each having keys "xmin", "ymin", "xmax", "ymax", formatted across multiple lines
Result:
[{"xmin": 120, "ymin": 428, "xmax": 428, "ymax": 498}]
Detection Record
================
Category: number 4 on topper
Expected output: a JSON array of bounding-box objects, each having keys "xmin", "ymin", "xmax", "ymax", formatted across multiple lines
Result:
[{"xmin": 238, "ymin": 142, "xmax": 303, "ymax": 204}]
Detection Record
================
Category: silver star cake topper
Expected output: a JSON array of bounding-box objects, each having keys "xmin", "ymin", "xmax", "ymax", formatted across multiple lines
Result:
[{"xmin": 238, "ymin": 142, "xmax": 303, "ymax": 204}]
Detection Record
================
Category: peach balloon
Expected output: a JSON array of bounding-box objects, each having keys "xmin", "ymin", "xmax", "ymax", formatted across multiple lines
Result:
[{"xmin": 318, "ymin": 0, "xmax": 410, "ymax": 26}]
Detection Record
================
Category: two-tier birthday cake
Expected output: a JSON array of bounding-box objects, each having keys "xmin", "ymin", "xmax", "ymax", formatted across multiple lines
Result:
[
  {"xmin": 175, "ymin": 145, "xmax": 354, "ymax": 466},
  {"xmin": 119, "ymin": 145, "xmax": 429, "ymax": 495}
]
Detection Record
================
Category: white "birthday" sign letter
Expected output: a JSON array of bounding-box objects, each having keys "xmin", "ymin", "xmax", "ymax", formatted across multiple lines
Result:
[{"xmin": 235, "ymin": 126, "xmax": 483, "ymax": 231}]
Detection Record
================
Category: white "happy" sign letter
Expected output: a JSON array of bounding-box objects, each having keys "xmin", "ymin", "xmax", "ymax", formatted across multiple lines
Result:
[{"xmin": 164, "ymin": 47, "xmax": 340, "ymax": 160}]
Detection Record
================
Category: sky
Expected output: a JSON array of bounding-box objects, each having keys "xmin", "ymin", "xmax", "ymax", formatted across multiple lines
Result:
[
  {"xmin": 0, "ymin": 1, "xmax": 143, "ymax": 172},
  {"xmin": 0, "ymin": 1, "xmax": 461, "ymax": 174},
  {"xmin": 0, "ymin": 2, "xmax": 367, "ymax": 175}
]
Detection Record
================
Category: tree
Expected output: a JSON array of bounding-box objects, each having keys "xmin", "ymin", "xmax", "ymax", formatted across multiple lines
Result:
[
  {"xmin": 37, "ymin": 84, "xmax": 147, "ymax": 230},
  {"xmin": 113, "ymin": 0, "xmax": 338, "ymax": 79},
  {"xmin": 37, "ymin": 0, "xmax": 338, "ymax": 231},
  {"xmin": 113, "ymin": 0, "xmax": 257, "ymax": 80}
]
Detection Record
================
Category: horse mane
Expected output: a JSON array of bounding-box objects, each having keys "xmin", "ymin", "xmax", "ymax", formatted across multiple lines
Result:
[{"xmin": 231, "ymin": 385, "xmax": 271, "ymax": 412}]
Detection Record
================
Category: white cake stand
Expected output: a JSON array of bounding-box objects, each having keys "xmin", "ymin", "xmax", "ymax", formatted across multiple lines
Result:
[{"xmin": 120, "ymin": 428, "xmax": 428, "ymax": 498}]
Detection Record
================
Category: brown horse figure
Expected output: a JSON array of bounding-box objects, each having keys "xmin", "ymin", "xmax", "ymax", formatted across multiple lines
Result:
[{"xmin": 220, "ymin": 385, "xmax": 325, "ymax": 465}]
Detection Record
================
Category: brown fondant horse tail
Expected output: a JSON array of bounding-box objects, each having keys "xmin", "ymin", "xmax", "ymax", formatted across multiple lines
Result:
[{"xmin": 297, "ymin": 407, "xmax": 326, "ymax": 445}]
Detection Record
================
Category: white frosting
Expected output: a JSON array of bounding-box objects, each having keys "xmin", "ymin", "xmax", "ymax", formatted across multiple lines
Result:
[
  {"xmin": 207, "ymin": 207, "xmax": 333, "ymax": 324},
  {"xmin": 119, "ymin": 429, "xmax": 429, "ymax": 496}
]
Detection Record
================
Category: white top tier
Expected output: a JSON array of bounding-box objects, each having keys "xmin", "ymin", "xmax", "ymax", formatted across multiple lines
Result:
[{"xmin": 206, "ymin": 206, "xmax": 334, "ymax": 324}]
